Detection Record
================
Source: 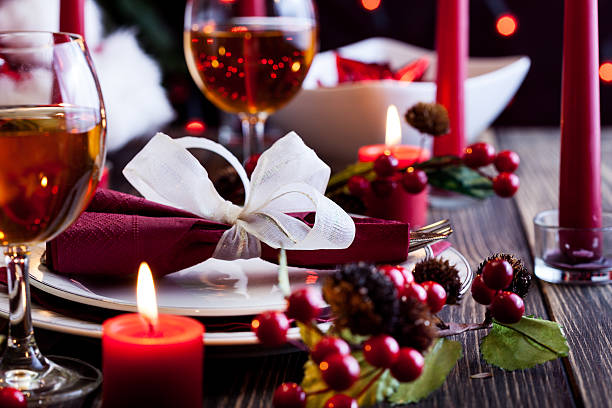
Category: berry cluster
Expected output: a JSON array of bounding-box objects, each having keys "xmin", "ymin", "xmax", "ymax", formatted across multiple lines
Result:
[
  {"xmin": 470, "ymin": 258, "xmax": 526, "ymax": 324},
  {"xmin": 462, "ymin": 142, "xmax": 520, "ymax": 198},
  {"xmin": 254, "ymin": 262, "xmax": 453, "ymax": 408}
]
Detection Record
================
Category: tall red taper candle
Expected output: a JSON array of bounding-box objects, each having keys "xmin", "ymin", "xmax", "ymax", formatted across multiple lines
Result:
[
  {"xmin": 558, "ymin": 0, "xmax": 602, "ymax": 260},
  {"xmin": 433, "ymin": 0, "xmax": 468, "ymax": 157},
  {"xmin": 240, "ymin": 0, "xmax": 266, "ymax": 16},
  {"xmin": 60, "ymin": 0, "xmax": 85, "ymax": 39}
]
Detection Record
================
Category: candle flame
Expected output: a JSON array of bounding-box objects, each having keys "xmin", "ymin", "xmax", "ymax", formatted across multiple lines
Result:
[
  {"xmin": 137, "ymin": 262, "xmax": 158, "ymax": 329},
  {"xmin": 385, "ymin": 105, "xmax": 402, "ymax": 147}
]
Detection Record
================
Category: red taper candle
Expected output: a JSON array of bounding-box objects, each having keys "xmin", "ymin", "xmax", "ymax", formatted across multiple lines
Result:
[
  {"xmin": 240, "ymin": 0, "xmax": 266, "ymax": 16},
  {"xmin": 60, "ymin": 0, "xmax": 85, "ymax": 39},
  {"xmin": 434, "ymin": 0, "xmax": 468, "ymax": 157},
  {"xmin": 559, "ymin": 0, "xmax": 602, "ymax": 260}
]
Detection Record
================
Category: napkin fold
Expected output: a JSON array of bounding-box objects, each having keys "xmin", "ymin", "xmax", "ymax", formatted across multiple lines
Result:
[{"xmin": 46, "ymin": 189, "xmax": 411, "ymax": 278}]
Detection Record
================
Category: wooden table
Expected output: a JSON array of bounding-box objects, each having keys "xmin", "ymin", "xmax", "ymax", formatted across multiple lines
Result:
[{"xmin": 1, "ymin": 128, "xmax": 610, "ymax": 407}]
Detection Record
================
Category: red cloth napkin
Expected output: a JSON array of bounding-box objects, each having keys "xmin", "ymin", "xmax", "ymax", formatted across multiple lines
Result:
[{"xmin": 46, "ymin": 189, "xmax": 410, "ymax": 278}]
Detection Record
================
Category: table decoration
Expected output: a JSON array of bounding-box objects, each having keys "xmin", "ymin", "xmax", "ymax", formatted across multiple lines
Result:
[
  {"xmin": 102, "ymin": 262, "xmax": 204, "ymax": 408},
  {"xmin": 334, "ymin": 54, "xmax": 429, "ymax": 84},
  {"xmin": 255, "ymin": 252, "xmax": 569, "ymax": 407}
]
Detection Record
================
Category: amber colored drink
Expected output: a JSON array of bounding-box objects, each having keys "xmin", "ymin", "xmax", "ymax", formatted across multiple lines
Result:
[
  {"xmin": 0, "ymin": 105, "xmax": 104, "ymax": 245},
  {"xmin": 185, "ymin": 18, "xmax": 316, "ymax": 115}
]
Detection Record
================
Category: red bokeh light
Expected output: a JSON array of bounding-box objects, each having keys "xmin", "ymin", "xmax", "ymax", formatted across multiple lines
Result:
[
  {"xmin": 496, "ymin": 14, "xmax": 517, "ymax": 37},
  {"xmin": 599, "ymin": 62, "xmax": 612, "ymax": 83},
  {"xmin": 185, "ymin": 119, "xmax": 206, "ymax": 135},
  {"xmin": 362, "ymin": 0, "xmax": 381, "ymax": 11}
]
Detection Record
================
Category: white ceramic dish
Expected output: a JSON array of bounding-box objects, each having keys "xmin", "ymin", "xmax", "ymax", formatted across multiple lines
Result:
[{"xmin": 270, "ymin": 37, "xmax": 531, "ymax": 169}]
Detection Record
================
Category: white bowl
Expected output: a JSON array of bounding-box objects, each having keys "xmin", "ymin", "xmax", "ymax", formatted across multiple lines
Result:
[{"xmin": 270, "ymin": 37, "xmax": 530, "ymax": 169}]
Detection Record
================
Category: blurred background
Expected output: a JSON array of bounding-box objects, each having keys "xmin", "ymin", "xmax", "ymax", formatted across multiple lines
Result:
[{"xmin": 97, "ymin": 0, "xmax": 612, "ymax": 129}]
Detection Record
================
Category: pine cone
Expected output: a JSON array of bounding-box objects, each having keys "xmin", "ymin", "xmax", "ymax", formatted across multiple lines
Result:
[
  {"xmin": 413, "ymin": 258, "xmax": 462, "ymax": 305},
  {"xmin": 322, "ymin": 263, "xmax": 399, "ymax": 336},
  {"xmin": 476, "ymin": 253, "xmax": 532, "ymax": 298},
  {"xmin": 391, "ymin": 297, "xmax": 437, "ymax": 352},
  {"xmin": 405, "ymin": 102, "xmax": 450, "ymax": 136}
]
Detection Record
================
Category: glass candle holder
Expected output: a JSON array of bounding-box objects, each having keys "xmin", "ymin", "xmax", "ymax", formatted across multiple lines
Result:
[{"xmin": 533, "ymin": 209, "xmax": 612, "ymax": 284}]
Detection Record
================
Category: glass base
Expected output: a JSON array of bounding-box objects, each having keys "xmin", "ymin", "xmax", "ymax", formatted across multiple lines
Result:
[
  {"xmin": 534, "ymin": 257, "xmax": 612, "ymax": 284},
  {"xmin": 428, "ymin": 188, "xmax": 480, "ymax": 209},
  {"xmin": 0, "ymin": 356, "xmax": 101, "ymax": 407}
]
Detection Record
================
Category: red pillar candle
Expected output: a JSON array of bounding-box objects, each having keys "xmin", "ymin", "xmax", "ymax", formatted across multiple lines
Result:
[
  {"xmin": 60, "ymin": 0, "xmax": 85, "ymax": 39},
  {"xmin": 558, "ymin": 0, "xmax": 602, "ymax": 261},
  {"xmin": 433, "ymin": 0, "xmax": 468, "ymax": 157},
  {"xmin": 102, "ymin": 263, "xmax": 204, "ymax": 408}
]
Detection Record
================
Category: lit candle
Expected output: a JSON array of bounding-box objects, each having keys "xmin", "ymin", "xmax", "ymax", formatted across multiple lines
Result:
[
  {"xmin": 102, "ymin": 263, "xmax": 204, "ymax": 408},
  {"xmin": 360, "ymin": 106, "xmax": 430, "ymax": 227},
  {"xmin": 558, "ymin": 0, "xmax": 602, "ymax": 261},
  {"xmin": 433, "ymin": 0, "xmax": 468, "ymax": 157},
  {"xmin": 60, "ymin": 0, "xmax": 85, "ymax": 39},
  {"xmin": 358, "ymin": 105, "xmax": 430, "ymax": 168}
]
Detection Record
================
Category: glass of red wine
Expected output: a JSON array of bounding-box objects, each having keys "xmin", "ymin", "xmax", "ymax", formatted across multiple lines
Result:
[
  {"xmin": 0, "ymin": 31, "xmax": 105, "ymax": 404},
  {"xmin": 184, "ymin": 0, "xmax": 317, "ymax": 159}
]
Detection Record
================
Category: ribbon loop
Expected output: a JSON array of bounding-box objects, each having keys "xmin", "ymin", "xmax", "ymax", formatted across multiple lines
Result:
[{"xmin": 123, "ymin": 132, "xmax": 356, "ymax": 260}]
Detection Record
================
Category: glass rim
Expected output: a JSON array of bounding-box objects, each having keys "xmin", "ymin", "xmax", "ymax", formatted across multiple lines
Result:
[
  {"xmin": 0, "ymin": 30, "xmax": 83, "ymax": 50},
  {"xmin": 533, "ymin": 209, "xmax": 612, "ymax": 232}
]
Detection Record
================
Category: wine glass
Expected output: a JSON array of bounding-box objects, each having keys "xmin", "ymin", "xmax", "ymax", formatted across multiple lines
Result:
[
  {"xmin": 0, "ymin": 32, "xmax": 105, "ymax": 403},
  {"xmin": 184, "ymin": 0, "xmax": 317, "ymax": 159}
]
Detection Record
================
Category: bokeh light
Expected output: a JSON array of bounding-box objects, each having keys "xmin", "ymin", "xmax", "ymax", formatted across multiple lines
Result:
[
  {"xmin": 599, "ymin": 62, "xmax": 612, "ymax": 83},
  {"xmin": 362, "ymin": 0, "xmax": 381, "ymax": 11},
  {"xmin": 496, "ymin": 14, "xmax": 517, "ymax": 37}
]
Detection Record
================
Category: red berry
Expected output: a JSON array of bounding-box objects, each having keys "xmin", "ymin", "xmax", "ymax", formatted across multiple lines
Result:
[
  {"xmin": 490, "ymin": 291, "xmax": 524, "ymax": 324},
  {"xmin": 320, "ymin": 354, "xmax": 361, "ymax": 391},
  {"xmin": 252, "ymin": 311, "xmax": 289, "ymax": 347},
  {"xmin": 363, "ymin": 334, "xmax": 400, "ymax": 368},
  {"xmin": 273, "ymin": 382, "xmax": 306, "ymax": 408},
  {"xmin": 494, "ymin": 150, "xmax": 520, "ymax": 173},
  {"xmin": 402, "ymin": 282, "xmax": 427, "ymax": 303},
  {"xmin": 470, "ymin": 274, "xmax": 497, "ymax": 305},
  {"xmin": 421, "ymin": 281, "xmax": 447, "ymax": 313},
  {"xmin": 493, "ymin": 172, "xmax": 520, "ymax": 198},
  {"xmin": 400, "ymin": 266, "xmax": 414, "ymax": 285},
  {"xmin": 402, "ymin": 168, "xmax": 428, "ymax": 194},
  {"xmin": 371, "ymin": 177, "xmax": 398, "ymax": 198},
  {"xmin": 374, "ymin": 154, "xmax": 399, "ymax": 177},
  {"xmin": 324, "ymin": 394, "xmax": 359, "ymax": 408},
  {"xmin": 244, "ymin": 153, "xmax": 261, "ymax": 177},
  {"xmin": 482, "ymin": 259, "xmax": 514, "ymax": 290},
  {"xmin": 378, "ymin": 265, "xmax": 406, "ymax": 296},
  {"xmin": 390, "ymin": 348, "xmax": 425, "ymax": 382},
  {"xmin": 312, "ymin": 337, "xmax": 351, "ymax": 364},
  {"xmin": 463, "ymin": 142, "xmax": 495, "ymax": 168},
  {"xmin": 347, "ymin": 175, "xmax": 370, "ymax": 197},
  {"xmin": 0, "ymin": 387, "xmax": 26, "ymax": 408},
  {"xmin": 286, "ymin": 287, "xmax": 323, "ymax": 323}
]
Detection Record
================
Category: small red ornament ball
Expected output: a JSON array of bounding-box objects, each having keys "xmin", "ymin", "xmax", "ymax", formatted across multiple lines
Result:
[
  {"xmin": 312, "ymin": 337, "xmax": 351, "ymax": 364},
  {"xmin": 471, "ymin": 274, "xmax": 497, "ymax": 305},
  {"xmin": 374, "ymin": 154, "xmax": 399, "ymax": 177},
  {"xmin": 402, "ymin": 282, "xmax": 427, "ymax": 304},
  {"xmin": 244, "ymin": 153, "xmax": 262, "ymax": 177},
  {"xmin": 490, "ymin": 291, "xmax": 525, "ymax": 324},
  {"xmin": 493, "ymin": 172, "xmax": 520, "ymax": 198},
  {"xmin": 482, "ymin": 259, "xmax": 514, "ymax": 290},
  {"xmin": 272, "ymin": 383, "xmax": 307, "ymax": 408},
  {"xmin": 363, "ymin": 334, "xmax": 400, "ymax": 368},
  {"xmin": 401, "ymin": 168, "xmax": 428, "ymax": 194},
  {"xmin": 421, "ymin": 281, "xmax": 447, "ymax": 313},
  {"xmin": 463, "ymin": 142, "xmax": 495, "ymax": 168},
  {"xmin": 390, "ymin": 348, "xmax": 425, "ymax": 382},
  {"xmin": 320, "ymin": 354, "xmax": 361, "ymax": 391},
  {"xmin": 324, "ymin": 394, "xmax": 359, "ymax": 408},
  {"xmin": 252, "ymin": 311, "xmax": 289, "ymax": 347},
  {"xmin": 378, "ymin": 265, "xmax": 406, "ymax": 296},
  {"xmin": 0, "ymin": 387, "xmax": 26, "ymax": 408},
  {"xmin": 286, "ymin": 287, "xmax": 323, "ymax": 323},
  {"xmin": 494, "ymin": 150, "xmax": 520, "ymax": 173},
  {"xmin": 347, "ymin": 175, "xmax": 371, "ymax": 197},
  {"xmin": 371, "ymin": 177, "xmax": 398, "ymax": 198}
]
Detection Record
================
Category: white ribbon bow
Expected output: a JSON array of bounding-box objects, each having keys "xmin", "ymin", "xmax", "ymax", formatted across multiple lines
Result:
[{"xmin": 123, "ymin": 132, "xmax": 356, "ymax": 260}]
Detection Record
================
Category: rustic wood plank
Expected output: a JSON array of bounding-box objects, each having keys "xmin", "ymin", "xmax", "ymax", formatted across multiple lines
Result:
[{"xmin": 497, "ymin": 127, "xmax": 612, "ymax": 408}]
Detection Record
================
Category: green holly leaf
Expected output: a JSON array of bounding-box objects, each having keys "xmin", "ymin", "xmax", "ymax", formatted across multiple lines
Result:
[
  {"xmin": 425, "ymin": 165, "xmax": 493, "ymax": 199},
  {"xmin": 390, "ymin": 338, "xmax": 462, "ymax": 404},
  {"xmin": 480, "ymin": 316, "xmax": 569, "ymax": 371},
  {"xmin": 301, "ymin": 351, "xmax": 398, "ymax": 408},
  {"xmin": 298, "ymin": 322, "xmax": 324, "ymax": 350},
  {"xmin": 327, "ymin": 161, "xmax": 374, "ymax": 190}
]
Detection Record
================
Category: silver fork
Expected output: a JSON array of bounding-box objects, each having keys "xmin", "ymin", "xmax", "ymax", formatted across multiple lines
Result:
[{"xmin": 409, "ymin": 219, "xmax": 453, "ymax": 252}]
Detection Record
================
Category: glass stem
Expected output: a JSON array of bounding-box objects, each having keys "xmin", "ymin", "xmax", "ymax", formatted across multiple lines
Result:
[
  {"xmin": 239, "ymin": 112, "xmax": 267, "ymax": 160},
  {"xmin": 1, "ymin": 245, "xmax": 47, "ymax": 373}
]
